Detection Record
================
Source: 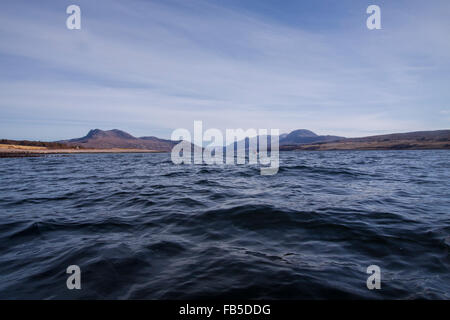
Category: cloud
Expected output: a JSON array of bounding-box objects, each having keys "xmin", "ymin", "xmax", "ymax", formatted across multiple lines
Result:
[{"xmin": 0, "ymin": 0, "xmax": 449, "ymax": 140}]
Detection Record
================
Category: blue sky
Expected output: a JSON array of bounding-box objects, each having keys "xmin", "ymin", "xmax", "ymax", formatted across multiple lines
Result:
[{"xmin": 0, "ymin": 0, "xmax": 449, "ymax": 140}]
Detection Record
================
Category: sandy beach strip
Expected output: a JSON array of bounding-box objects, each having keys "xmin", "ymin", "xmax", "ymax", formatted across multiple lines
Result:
[{"xmin": 0, "ymin": 144, "xmax": 165, "ymax": 157}]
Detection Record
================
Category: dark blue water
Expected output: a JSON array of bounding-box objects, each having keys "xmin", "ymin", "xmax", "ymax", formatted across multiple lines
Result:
[{"xmin": 0, "ymin": 150, "xmax": 449, "ymax": 299}]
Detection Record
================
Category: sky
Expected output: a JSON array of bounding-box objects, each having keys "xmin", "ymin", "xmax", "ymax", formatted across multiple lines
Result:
[{"xmin": 0, "ymin": 0, "xmax": 449, "ymax": 140}]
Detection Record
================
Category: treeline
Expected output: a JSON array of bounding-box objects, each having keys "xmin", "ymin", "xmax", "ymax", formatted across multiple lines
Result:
[{"xmin": 0, "ymin": 139, "xmax": 82, "ymax": 149}]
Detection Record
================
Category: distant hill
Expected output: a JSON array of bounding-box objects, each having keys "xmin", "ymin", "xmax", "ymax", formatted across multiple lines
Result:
[
  {"xmin": 3, "ymin": 128, "xmax": 449, "ymax": 154},
  {"xmin": 61, "ymin": 129, "xmax": 178, "ymax": 151},
  {"xmin": 281, "ymin": 130, "xmax": 450, "ymax": 151},
  {"xmin": 228, "ymin": 129, "xmax": 450, "ymax": 151},
  {"xmin": 0, "ymin": 139, "xmax": 77, "ymax": 149},
  {"xmin": 345, "ymin": 130, "xmax": 450, "ymax": 143},
  {"xmin": 228, "ymin": 129, "xmax": 343, "ymax": 151},
  {"xmin": 279, "ymin": 129, "xmax": 344, "ymax": 145}
]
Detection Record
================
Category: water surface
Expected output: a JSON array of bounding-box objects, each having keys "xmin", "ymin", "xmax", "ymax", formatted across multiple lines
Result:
[{"xmin": 0, "ymin": 150, "xmax": 449, "ymax": 299}]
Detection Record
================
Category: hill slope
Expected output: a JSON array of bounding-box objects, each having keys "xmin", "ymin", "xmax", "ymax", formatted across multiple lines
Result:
[
  {"xmin": 61, "ymin": 129, "xmax": 178, "ymax": 151},
  {"xmin": 280, "ymin": 129, "xmax": 344, "ymax": 145},
  {"xmin": 281, "ymin": 130, "xmax": 450, "ymax": 151}
]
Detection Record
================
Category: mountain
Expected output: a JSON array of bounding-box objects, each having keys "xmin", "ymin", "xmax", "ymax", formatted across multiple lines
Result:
[
  {"xmin": 281, "ymin": 130, "xmax": 450, "ymax": 151},
  {"xmin": 280, "ymin": 129, "xmax": 344, "ymax": 145},
  {"xmin": 61, "ymin": 129, "xmax": 178, "ymax": 151},
  {"xmin": 228, "ymin": 129, "xmax": 344, "ymax": 151},
  {"xmin": 18, "ymin": 128, "xmax": 450, "ymax": 153},
  {"xmin": 226, "ymin": 129, "xmax": 450, "ymax": 152}
]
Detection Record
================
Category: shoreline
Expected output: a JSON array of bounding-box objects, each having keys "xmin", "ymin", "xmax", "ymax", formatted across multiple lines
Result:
[
  {"xmin": 280, "ymin": 140, "xmax": 450, "ymax": 151},
  {"xmin": 0, "ymin": 148, "xmax": 167, "ymax": 158},
  {"xmin": 1, "ymin": 147, "xmax": 449, "ymax": 158}
]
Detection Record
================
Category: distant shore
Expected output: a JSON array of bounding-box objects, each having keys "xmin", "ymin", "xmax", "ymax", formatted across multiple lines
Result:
[
  {"xmin": 0, "ymin": 144, "xmax": 164, "ymax": 158},
  {"xmin": 280, "ymin": 139, "xmax": 450, "ymax": 151},
  {"xmin": 2, "ymin": 144, "xmax": 450, "ymax": 158},
  {"xmin": 2, "ymin": 128, "xmax": 449, "ymax": 157}
]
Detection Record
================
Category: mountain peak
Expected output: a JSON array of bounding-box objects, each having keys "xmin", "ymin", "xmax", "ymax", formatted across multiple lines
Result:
[
  {"xmin": 84, "ymin": 129, "xmax": 136, "ymax": 140},
  {"xmin": 63, "ymin": 129, "xmax": 177, "ymax": 151},
  {"xmin": 280, "ymin": 129, "xmax": 343, "ymax": 145},
  {"xmin": 85, "ymin": 129, "xmax": 103, "ymax": 139},
  {"xmin": 287, "ymin": 129, "xmax": 318, "ymax": 138}
]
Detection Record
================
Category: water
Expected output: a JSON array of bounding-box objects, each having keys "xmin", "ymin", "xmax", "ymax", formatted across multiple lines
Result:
[{"xmin": 0, "ymin": 150, "xmax": 449, "ymax": 299}]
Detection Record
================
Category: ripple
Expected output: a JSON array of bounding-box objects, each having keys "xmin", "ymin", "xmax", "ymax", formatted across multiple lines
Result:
[{"xmin": 0, "ymin": 150, "xmax": 449, "ymax": 299}]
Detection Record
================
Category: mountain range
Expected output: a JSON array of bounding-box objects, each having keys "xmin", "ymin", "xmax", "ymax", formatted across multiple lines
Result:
[
  {"xmin": 55, "ymin": 128, "xmax": 450, "ymax": 151},
  {"xmin": 60, "ymin": 129, "xmax": 178, "ymax": 152},
  {"xmin": 280, "ymin": 130, "xmax": 450, "ymax": 151},
  {"xmin": 279, "ymin": 129, "xmax": 343, "ymax": 145},
  {"xmin": 58, "ymin": 128, "xmax": 345, "ymax": 151}
]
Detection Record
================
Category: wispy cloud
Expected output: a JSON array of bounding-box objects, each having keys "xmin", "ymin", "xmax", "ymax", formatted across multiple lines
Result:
[{"xmin": 0, "ymin": 0, "xmax": 449, "ymax": 140}]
